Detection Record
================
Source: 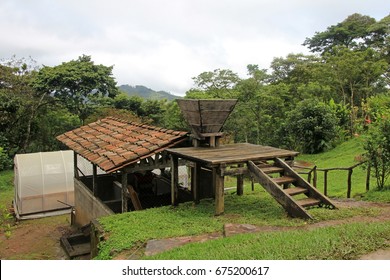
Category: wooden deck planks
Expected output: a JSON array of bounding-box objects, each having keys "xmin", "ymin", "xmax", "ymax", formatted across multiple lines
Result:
[{"xmin": 167, "ymin": 143, "xmax": 299, "ymax": 165}]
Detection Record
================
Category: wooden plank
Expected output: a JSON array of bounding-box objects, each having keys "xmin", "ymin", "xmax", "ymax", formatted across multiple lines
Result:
[
  {"xmin": 260, "ymin": 166, "xmax": 284, "ymax": 174},
  {"xmin": 127, "ymin": 184, "xmax": 142, "ymax": 210},
  {"xmin": 284, "ymin": 187, "xmax": 308, "ymax": 196},
  {"xmin": 297, "ymin": 198, "xmax": 321, "ymax": 208},
  {"xmin": 272, "ymin": 176, "xmax": 296, "ymax": 185},
  {"xmin": 248, "ymin": 161, "xmax": 312, "ymax": 219}
]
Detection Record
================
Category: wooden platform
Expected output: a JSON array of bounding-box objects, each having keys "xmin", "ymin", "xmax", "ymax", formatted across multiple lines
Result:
[
  {"xmin": 167, "ymin": 143, "xmax": 299, "ymax": 215},
  {"xmin": 167, "ymin": 143, "xmax": 299, "ymax": 166}
]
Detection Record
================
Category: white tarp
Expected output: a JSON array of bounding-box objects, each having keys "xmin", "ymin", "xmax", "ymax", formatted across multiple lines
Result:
[{"xmin": 14, "ymin": 150, "xmax": 74, "ymax": 219}]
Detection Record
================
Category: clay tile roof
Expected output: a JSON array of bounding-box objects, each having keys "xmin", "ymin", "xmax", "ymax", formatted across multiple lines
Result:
[{"xmin": 57, "ymin": 117, "xmax": 188, "ymax": 173}]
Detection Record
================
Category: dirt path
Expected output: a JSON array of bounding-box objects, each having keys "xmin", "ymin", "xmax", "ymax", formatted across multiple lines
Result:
[
  {"xmin": 1, "ymin": 199, "xmax": 389, "ymax": 260},
  {"xmin": 0, "ymin": 214, "xmax": 74, "ymax": 260}
]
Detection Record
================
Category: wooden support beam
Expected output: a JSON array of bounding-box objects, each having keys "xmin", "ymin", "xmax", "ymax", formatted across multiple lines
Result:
[
  {"xmin": 92, "ymin": 164, "xmax": 98, "ymax": 196},
  {"xmin": 237, "ymin": 163, "xmax": 244, "ymax": 196},
  {"xmin": 121, "ymin": 170, "xmax": 128, "ymax": 213},
  {"xmin": 213, "ymin": 166, "xmax": 225, "ymax": 216},
  {"xmin": 73, "ymin": 152, "xmax": 79, "ymax": 179},
  {"xmin": 127, "ymin": 184, "xmax": 142, "ymax": 210},
  {"xmin": 191, "ymin": 163, "xmax": 201, "ymax": 204},
  {"xmin": 171, "ymin": 155, "xmax": 179, "ymax": 206}
]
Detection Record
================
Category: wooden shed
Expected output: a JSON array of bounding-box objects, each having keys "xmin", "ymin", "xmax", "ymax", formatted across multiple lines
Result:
[{"xmin": 57, "ymin": 117, "xmax": 190, "ymax": 226}]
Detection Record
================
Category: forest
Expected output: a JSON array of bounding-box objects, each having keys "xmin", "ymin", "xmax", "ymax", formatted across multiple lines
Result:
[{"xmin": 1, "ymin": 13, "xmax": 389, "ymax": 187}]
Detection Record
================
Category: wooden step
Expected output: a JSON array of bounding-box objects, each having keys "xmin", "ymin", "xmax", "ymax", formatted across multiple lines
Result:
[
  {"xmin": 259, "ymin": 166, "xmax": 284, "ymax": 174},
  {"xmin": 297, "ymin": 198, "xmax": 321, "ymax": 208},
  {"xmin": 272, "ymin": 176, "xmax": 296, "ymax": 185},
  {"xmin": 284, "ymin": 186, "xmax": 308, "ymax": 196}
]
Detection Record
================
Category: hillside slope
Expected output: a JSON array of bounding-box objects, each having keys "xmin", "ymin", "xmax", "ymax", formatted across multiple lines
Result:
[{"xmin": 119, "ymin": 84, "xmax": 181, "ymax": 100}]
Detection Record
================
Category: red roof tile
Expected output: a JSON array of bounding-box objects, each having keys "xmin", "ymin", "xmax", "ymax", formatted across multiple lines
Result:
[{"xmin": 57, "ymin": 117, "xmax": 188, "ymax": 173}]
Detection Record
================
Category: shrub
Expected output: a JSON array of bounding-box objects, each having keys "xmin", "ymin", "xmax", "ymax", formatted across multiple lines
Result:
[
  {"xmin": 285, "ymin": 99, "xmax": 339, "ymax": 154},
  {"xmin": 363, "ymin": 116, "xmax": 390, "ymax": 190},
  {"xmin": 0, "ymin": 147, "xmax": 12, "ymax": 171}
]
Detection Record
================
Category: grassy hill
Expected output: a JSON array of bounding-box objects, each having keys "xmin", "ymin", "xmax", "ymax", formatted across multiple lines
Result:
[
  {"xmin": 296, "ymin": 136, "xmax": 370, "ymax": 198},
  {"xmin": 119, "ymin": 84, "xmax": 181, "ymax": 101}
]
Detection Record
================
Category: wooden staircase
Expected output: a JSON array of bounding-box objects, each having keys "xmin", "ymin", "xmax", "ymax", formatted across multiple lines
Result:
[{"xmin": 248, "ymin": 158, "xmax": 337, "ymax": 219}]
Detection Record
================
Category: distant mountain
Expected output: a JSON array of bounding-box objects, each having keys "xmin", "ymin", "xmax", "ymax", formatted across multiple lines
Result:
[{"xmin": 119, "ymin": 84, "xmax": 181, "ymax": 101}]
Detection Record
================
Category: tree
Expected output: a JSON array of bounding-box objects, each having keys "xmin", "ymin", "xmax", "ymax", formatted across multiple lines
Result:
[
  {"xmin": 322, "ymin": 47, "xmax": 387, "ymax": 134},
  {"xmin": 0, "ymin": 57, "xmax": 50, "ymax": 154},
  {"xmin": 33, "ymin": 55, "xmax": 118, "ymax": 124},
  {"xmin": 303, "ymin": 13, "xmax": 379, "ymax": 54},
  {"xmin": 284, "ymin": 99, "xmax": 339, "ymax": 154},
  {"xmin": 364, "ymin": 116, "xmax": 390, "ymax": 189},
  {"xmin": 191, "ymin": 68, "xmax": 240, "ymax": 98}
]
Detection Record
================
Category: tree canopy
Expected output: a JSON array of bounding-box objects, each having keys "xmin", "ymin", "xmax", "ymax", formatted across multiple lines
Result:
[{"xmin": 33, "ymin": 55, "xmax": 118, "ymax": 124}]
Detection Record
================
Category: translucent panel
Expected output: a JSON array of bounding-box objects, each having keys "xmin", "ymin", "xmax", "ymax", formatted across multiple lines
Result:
[{"xmin": 14, "ymin": 151, "xmax": 75, "ymax": 217}]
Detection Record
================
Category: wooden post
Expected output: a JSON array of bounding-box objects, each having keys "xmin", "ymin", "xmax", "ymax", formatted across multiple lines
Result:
[
  {"xmin": 313, "ymin": 166, "xmax": 317, "ymax": 188},
  {"xmin": 323, "ymin": 170, "xmax": 328, "ymax": 196},
  {"xmin": 251, "ymin": 178, "xmax": 255, "ymax": 192},
  {"xmin": 73, "ymin": 152, "xmax": 79, "ymax": 179},
  {"xmin": 366, "ymin": 163, "xmax": 371, "ymax": 191},
  {"xmin": 191, "ymin": 163, "xmax": 201, "ymax": 204},
  {"xmin": 347, "ymin": 168, "xmax": 353, "ymax": 198},
  {"xmin": 92, "ymin": 164, "xmax": 98, "ymax": 196},
  {"xmin": 237, "ymin": 163, "xmax": 244, "ymax": 196},
  {"xmin": 171, "ymin": 155, "xmax": 179, "ymax": 206},
  {"xmin": 121, "ymin": 170, "xmax": 128, "ymax": 213},
  {"xmin": 213, "ymin": 166, "xmax": 225, "ymax": 216}
]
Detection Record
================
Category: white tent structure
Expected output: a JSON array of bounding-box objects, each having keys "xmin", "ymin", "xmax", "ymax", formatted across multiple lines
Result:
[{"xmin": 13, "ymin": 150, "xmax": 75, "ymax": 219}]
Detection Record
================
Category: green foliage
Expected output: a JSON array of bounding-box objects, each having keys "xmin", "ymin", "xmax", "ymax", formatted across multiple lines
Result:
[
  {"xmin": 285, "ymin": 99, "xmax": 339, "ymax": 153},
  {"xmin": 33, "ymin": 55, "xmax": 118, "ymax": 124},
  {"xmin": 303, "ymin": 13, "xmax": 381, "ymax": 54},
  {"xmin": 191, "ymin": 68, "xmax": 240, "ymax": 98},
  {"xmin": 0, "ymin": 147, "xmax": 12, "ymax": 171},
  {"xmin": 366, "ymin": 94, "xmax": 390, "ymax": 122},
  {"xmin": 363, "ymin": 116, "xmax": 390, "ymax": 189}
]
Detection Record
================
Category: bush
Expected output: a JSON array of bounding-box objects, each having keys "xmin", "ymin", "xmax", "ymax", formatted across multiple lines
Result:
[
  {"xmin": 0, "ymin": 147, "xmax": 12, "ymax": 171},
  {"xmin": 285, "ymin": 99, "xmax": 339, "ymax": 154},
  {"xmin": 363, "ymin": 116, "xmax": 390, "ymax": 190}
]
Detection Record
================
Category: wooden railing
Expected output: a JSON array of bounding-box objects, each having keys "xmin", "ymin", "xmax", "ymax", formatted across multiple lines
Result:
[{"xmin": 294, "ymin": 161, "xmax": 370, "ymax": 198}]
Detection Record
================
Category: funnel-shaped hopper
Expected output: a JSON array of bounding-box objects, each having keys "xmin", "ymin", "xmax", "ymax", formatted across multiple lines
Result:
[{"xmin": 177, "ymin": 99, "xmax": 237, "ymax": 138}]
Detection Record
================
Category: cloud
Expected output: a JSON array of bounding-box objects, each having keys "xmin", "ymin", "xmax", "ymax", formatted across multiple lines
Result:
[{"xmin": 0, "ymin": 0, "xmax": 388, "ymax": 95}]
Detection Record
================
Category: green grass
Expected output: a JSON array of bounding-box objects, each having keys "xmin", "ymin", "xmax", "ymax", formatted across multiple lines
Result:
[
  {"xmin": 0, "ymin": 170, "xmax": 15, "ymax": 238},
  {"xmin": 0, "ymin": 170, "xmax": 14, "ymax": 207},
  {"xmin": 96, "ymin": 185, "xmax": 382, "ymax": 259},
  {"xmin": 146, "ymin": 221, "xmax": 390, "ymax": 260}
]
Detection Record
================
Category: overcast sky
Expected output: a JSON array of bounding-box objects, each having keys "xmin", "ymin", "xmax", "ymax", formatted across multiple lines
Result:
[{"xmin": 1, "ymin": 0, "xmax": 388, "ymax": 96}]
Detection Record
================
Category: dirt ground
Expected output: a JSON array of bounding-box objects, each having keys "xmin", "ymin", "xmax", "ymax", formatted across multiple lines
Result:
[
  {"xmin": 0, "ymin": 199, "xmax": 389, "ymax": 260},
  {"xmin": 0, "ymin": 213, "xmax": 75, "ymax": 260}
]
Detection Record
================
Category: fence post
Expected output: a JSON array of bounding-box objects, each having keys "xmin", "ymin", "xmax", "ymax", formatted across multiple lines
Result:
[
  {"xmin": 366, "ymin": 163, "xmax": 371, "ymax": 191},
  {"xmin": 347, "ymin": 168, "xmax": 353, "ymax": 198},
  {"xmin": 323, "ymin": 170, "xmax": 328, "ymax": 196},
  {"xmin": 313, "ymin": 166, "xmax": 317, "ymax": 188}
]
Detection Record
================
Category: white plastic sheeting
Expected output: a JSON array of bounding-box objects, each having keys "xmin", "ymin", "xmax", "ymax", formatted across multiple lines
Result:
[{"xmin": 14, "ymin": 150, "xmax": 75, "ymax": 219}]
